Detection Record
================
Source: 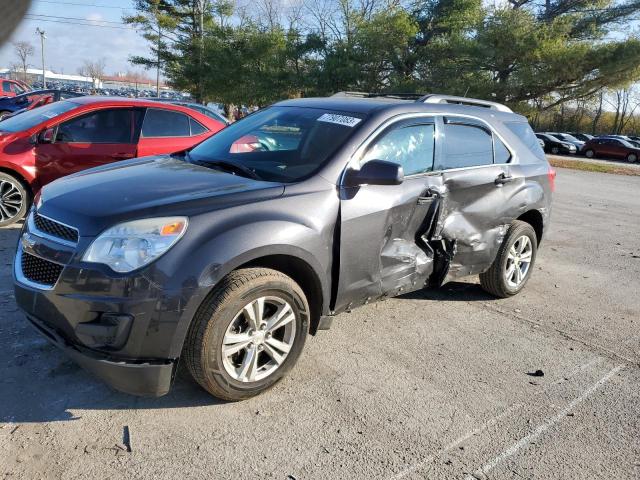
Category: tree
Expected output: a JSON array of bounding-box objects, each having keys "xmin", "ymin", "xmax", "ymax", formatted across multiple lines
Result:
[
  {"xmin": 78, "ymin": 59, "xmax": 106, "ymax": 89},
  {"xmin": 13, "ymin": 41, "xmax": 34, "ymax": 82}
]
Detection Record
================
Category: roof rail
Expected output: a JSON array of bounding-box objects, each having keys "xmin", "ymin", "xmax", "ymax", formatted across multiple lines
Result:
[
  {"xmin": 332, "ymin": 91, "xmax": 426, "ymax": 100},
  {"xmin": 418, "ymin": 94, "xmax": 513, "ymax": 113}
]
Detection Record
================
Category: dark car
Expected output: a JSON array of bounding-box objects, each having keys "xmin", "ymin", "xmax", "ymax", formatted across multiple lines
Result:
[
  {"xmin": 535, "ymin": 133, "xmax": 577, "ymax": 155},
  {"xmin": 13, "ymin": 93, "xmax": 554, "ymax": 400},
  {"xmin": 569, "ymin": 132, "xmax": 594, "ymax": 142},
  {"xmin": 545, "ymin": 132, "xmax": 584, "ymax": 152},
  {"xmin": 583, "ymin": 137, "xmax": 640, "ymax": 162},
  {"xmin": 0, "ymin": 89, "xmax": 84, "ymax": 120}
]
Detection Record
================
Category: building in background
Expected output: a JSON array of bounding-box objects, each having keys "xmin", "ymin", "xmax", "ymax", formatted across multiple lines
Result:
[{"xmin": 0, "ymin": 67, "xmax": 94, "ymax": 87}]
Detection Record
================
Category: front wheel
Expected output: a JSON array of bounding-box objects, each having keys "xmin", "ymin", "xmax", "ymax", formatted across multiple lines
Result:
[
  {"xmin": 0, "ymin": 111, "xmax": 11, "ymax": 121},
  {"xmin": 584, "ymin": 149, "xmax": 595, "ymax": 158},
  {"xmin": 0, "ymin": 172, "xmax": 30, "ymax": 227},
  {"xmin": 550, "ymin": 146, "xmax": 559, "ymax": 155},
  {"xmin": 480, "ymin": 221, "xmax": 538, "ymax": 298},
  {"xmin": 184, "ymin": 268, "xmax": 310, "ymax": 401},
  {"xmin": 626, "ymin": 153, "xmax": 637, "ymax": 163}
]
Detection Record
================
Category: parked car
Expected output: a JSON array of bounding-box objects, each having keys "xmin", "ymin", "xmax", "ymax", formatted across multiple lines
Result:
[
  {"xmin": 0, "ymin": 96, "xmax": 226, "ymax": 226},
  {"xmin": 535, "ymin": 133, "xmax": 577, "ymax": 154},
  {"xmin": 13, "ymin": 93, "xmax": 554, "ymax": 400},
  {"xmin": 545, "ymin": 132, "xmax": 584, "ymax": 152},
  {"xmin": 0, "ymin": 89, "xmax": 84, "ymax": 120},
  {"xmin": 1, "ymin": 79, "xmax": 30, "ymax": 98},
  {"xmin": 569, "ymin": 132, "xmax": 594, "ymax": 142},
  {"xmin": 148, "ymin": 98, "xmax": 229, "ymax": 125},
  {"xmin": 582, "ymin": 137, "xmax": 640, "ymax": 162}
]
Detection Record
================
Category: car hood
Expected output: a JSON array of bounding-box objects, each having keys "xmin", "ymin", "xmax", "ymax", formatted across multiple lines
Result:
[{"xmin": 38, "ymin": 155, "xmax": 285, "ymax": 236}]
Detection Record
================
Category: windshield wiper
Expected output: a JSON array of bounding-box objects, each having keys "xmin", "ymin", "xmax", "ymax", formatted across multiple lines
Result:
[{"xmin": 174, "ymin": 150, "xmax": 262, "ymax": 181}]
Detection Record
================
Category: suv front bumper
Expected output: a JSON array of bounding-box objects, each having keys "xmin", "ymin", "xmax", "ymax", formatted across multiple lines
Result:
[{"xmin": 21, "ymin": 304, "xmax": 176, "ymax": 396}]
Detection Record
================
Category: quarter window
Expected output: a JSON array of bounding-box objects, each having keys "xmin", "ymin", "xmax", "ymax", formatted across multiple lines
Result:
[
  {"xmin": 440, "ymin": 122, "xmax": 493, "ymax": 169},
  {"xmin": 2, "ymin": 81, "xmax": 10, "ymax": 93},
  {"xmin": 494, "ymin": 136, "xmax": 512, "ymax": 163},
  {"xmin": 361, "ymin": 123, "xmax": 435, "ymax": 175},
  {"xmin": 190, "ymin": 118, "xmax": 208, "ymax": 136},
  {"xmin": 56, "ymin": 109, "xmax": 137, "ymax": 143},
  {"xmin": 142, "ymin": 108, "xmax": 191, "ymax": 137}
]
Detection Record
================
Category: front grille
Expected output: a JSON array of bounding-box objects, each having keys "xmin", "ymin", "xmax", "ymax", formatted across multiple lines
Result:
[
  {"xmin": 21, "ymin": 252, "xmax": 64, "ymax": 286},
  {"xmin": 33, "ymin": 213, "xmax": 79, "ymax": 244}
]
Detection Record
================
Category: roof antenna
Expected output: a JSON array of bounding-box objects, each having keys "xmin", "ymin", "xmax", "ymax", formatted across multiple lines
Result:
[{"xmin": 463, "ymin": 86, "xmax": 470, "ymax": 97}]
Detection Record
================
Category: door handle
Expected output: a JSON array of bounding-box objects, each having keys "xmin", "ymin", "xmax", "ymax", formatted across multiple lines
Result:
[
  {"xmin": 495, "ymin": 173, "xmax": 514, "ymax": 185},
  {"xmin": 417, "ymin": 187, "xmax": 441, "ymax": 204},
  {"xmin": 111, "ymin": 153, "xmax": 134, "ymax": 160}
]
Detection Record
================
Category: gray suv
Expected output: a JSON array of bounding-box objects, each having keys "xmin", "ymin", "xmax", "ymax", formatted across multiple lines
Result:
[{"xmin": 13, "ymin": 93, "xmax": 554, "ymax": 400}]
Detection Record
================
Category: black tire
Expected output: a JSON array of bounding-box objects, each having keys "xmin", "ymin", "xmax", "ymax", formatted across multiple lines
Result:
[
  {"xmin": 584, "ymin": 149, "xmax": 595, "ymax": 158},
  {"xmin": 184, "ymin": 268, "xmax": 310, "ymax": 401},
  {"xmin": 0, "ymin": 111, "xmax": 11, "ymax": 121},
  {"xmin": 479, "ymin": 221, "xmax": 538, "ymax": 298},
  {"xmin": 0, "ymin": 172, "xmax": 30, "ymax": 227},
  {"xmin": 626, "ymin": 152, "xmax": 637, "ymax": 163},
  {"xmin": 550, "ymin": 146, "xmax": 559, "ymax": 155}
]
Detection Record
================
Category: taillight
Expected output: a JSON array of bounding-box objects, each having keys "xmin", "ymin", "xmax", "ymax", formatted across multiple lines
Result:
[{"xmin": 548, "ymin": 167, "xmax": 556, "ymax": 192}]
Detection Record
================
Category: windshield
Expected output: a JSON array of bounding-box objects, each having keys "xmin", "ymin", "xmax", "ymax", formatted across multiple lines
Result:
[
  {"xmin": 0, "ymin": 100, "xmax": 76, "ymax": 132},
  {"xmin": 188, "ymin": 106, "xmax": 365, "ymax": 182},
  {"xmin": 556, "ymin": 133, "xmax": 580, "ymax": 142}
]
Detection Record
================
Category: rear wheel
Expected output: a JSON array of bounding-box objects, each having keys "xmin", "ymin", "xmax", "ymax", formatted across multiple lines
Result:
[
  {"xmin": 480, "ymin": 221, "xmax": 538, "ymax": 298},
  {"xmin": 626, "ymin": 153, "xmax": 637, "ymax": 163},
  {"xmin": 584, "ymin": 149, "xmax": 595, "ymax": 158},
  {"xmin": 184, "ymin": 268, "xmax": 310, "ymax": 401},
  {"xmin": 0, "ymin": 173, "xmax": 30, "ymax": 227},
  {"xmin": 550, "ymin": 146, "xmax": 559, "ymax": 155}
]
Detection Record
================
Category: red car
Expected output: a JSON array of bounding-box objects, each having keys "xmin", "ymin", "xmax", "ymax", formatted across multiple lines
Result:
[
  {"xmin": 582, "ymin": 137, "xmax": 640, "ymax": 163},
  {"xmin": 0, "ymin": 97, "xmax": 225, "ymax": 226},
  {"xmin": 1, "ymin": 79, "xmax": 30, "ymax": 98}
]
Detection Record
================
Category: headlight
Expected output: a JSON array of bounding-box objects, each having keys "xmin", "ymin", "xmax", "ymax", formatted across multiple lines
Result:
[{"xmin": 83, "ymin": 217, "xmax": 188, "ymax": 273}]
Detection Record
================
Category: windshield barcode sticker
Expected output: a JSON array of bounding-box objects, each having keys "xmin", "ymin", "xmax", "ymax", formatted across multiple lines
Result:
[{"xmin": 317, "ymin": 113, "xmax": 361, "ymax": 127}]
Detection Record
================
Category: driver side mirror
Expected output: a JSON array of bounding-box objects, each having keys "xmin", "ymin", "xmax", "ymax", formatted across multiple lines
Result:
[
  {"xmin": 343, "ymin": 160, "xmax": 404, "ymax": 187},
  {"xmin": 38, "ymin": 127, "xmax": 55, "ymax": 144}
]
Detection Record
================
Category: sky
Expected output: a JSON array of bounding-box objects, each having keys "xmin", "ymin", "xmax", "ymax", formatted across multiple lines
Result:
[{"xmin": 0, "ymin": 0, "xmax": 149, "ymax": 76}]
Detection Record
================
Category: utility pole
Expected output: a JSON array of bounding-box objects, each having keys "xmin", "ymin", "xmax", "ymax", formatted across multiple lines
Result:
[
  {"xmin": 199, "ymin": 0, "xmax": 204, "ymax": 104},
  {"xmin": 36, "ymin": 28, "xmax": 46, "ymax": 88},
  {"xmin": 156, "ymin": 25, "xmax": 161, "ymax": 97}
]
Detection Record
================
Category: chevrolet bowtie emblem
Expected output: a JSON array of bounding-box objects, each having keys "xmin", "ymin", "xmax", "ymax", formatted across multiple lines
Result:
[{"xmin": 21, "ymin": 232, "xmax": 36, "ymax": 250}]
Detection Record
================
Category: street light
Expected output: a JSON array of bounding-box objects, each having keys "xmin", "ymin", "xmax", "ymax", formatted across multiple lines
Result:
[{"xmin": 35, "ymin": 28, "xmax": 46, "ymax": 88}]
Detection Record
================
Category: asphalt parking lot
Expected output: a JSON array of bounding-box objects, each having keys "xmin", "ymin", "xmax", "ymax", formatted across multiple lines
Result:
[{"xmin": 1, "ymin": 168, "xmax": 639, "ymax": 480}]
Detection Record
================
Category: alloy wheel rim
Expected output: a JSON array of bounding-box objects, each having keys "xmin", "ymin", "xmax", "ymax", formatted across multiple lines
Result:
[
  {"xmin": 505, "ymin": 235, "xmax": 533, "ymax": 288},
  {"xmin": 221, "ymin": 296, "xmax": 296, "ymax": 383},
  {"xmin": 629, "ymin": 154, "xmax": 637, "ymax": 163},
  {"xmin": 0, "ymin": 180, "xmax": 23, "ymax": 222}
]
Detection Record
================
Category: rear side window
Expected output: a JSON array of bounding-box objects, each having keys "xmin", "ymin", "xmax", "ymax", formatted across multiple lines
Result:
[
  {"xmin": 440, "ymin": 122, "xmax": 493, "ymax": 169},
  {"xmin": 142, "ymin": 108, "xmax": 190, "ymax": 137},
  {"xmin": 56, "ymin": 109, "xmax": 137, "ymax": 143},
  {"xmin": 2, "ymin": 81, "xmax": 10, "ymax": 93},
  {"xmin": 506, "ymin": 121, "xmax": 545, "ymax": 161}
]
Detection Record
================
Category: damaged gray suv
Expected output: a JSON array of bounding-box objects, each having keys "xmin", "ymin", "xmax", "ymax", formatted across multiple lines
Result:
[{"xmin": 14, "ymin": 93, "xmax": 554, "ymax": 400}]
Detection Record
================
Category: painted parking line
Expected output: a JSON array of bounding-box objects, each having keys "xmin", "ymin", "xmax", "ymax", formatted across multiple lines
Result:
[
  {"xmin": 389, "ymin": 357, "xmax": 606, "ymax": 479},
  {"xmin": 464, "ymin": 364, "xmax": 624, "ymax": 480}
]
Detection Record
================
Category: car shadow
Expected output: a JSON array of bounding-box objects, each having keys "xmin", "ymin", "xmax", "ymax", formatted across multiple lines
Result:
[
  {"xmin": 2, "ymin": 276, "xmax": 491, "ymax": 424},
  {"xmin": 1, "ymin": 315, "xmax": 228, "ymax": 424},
  {"xmin": 399, "ymin": 280, "xmax": 496, "ymax": 302}
]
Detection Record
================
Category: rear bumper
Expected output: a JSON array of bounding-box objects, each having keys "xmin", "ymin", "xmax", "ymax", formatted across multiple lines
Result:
[{"xmin": 24, "ymin": 312, "xmax": 176, "ymax": 397}]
